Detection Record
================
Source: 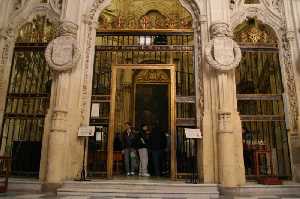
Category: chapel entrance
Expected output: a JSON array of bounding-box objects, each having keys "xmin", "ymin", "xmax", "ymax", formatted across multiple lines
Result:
[{"xmin": 87, "ymin": 0, "xmax": 200, "ymax": 180}]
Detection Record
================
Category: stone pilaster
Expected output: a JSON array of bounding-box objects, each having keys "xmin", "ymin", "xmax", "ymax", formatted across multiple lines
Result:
[
  {"xmin": 283, "ymin": 0, "xmax": 300, "ymax": 182},
  {"xmin": 205, "ymin": 22, "xmax": 245, "ymax": 187},
  {"xmin": 43, "ymin": 21, "xmax": 80, "ymax": 191}
]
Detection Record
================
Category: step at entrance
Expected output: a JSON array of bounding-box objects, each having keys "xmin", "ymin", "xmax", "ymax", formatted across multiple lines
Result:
[{"xmin": 57, "ymin": 179, "xmax": 219, "ymax": 199}]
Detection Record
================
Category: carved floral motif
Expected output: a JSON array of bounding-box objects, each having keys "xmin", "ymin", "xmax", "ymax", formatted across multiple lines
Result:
[{"xmin": 234, "ymin": 19, "xmax": 278, "ymax": 45}]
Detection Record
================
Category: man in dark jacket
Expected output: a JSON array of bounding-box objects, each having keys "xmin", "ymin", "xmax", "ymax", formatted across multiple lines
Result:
[
  {"xmin": 149, "ymin": 123, "xmax": 167, "ymax": 176},
  {"xmin": 121, "ymin": 122, "xmax": 137, "ymax": 176}
]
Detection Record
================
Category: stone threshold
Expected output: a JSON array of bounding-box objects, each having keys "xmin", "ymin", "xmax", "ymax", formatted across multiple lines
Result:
[{"xmin": 6, "ymin": 178, "xmax": 300, "ymax": 198}]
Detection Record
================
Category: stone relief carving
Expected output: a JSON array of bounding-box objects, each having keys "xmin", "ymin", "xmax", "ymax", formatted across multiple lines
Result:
[
  {"xmin": 261, "ymin": 0, "xmax": 282, "ymax": 15},
  {"xmin": 45, "ymin": 21, "xmax": 80, "ymax": 72},
  {"xmin": 218, "ymin": 111, "xmax": 232, "ymax": 133},
  {"xmin": 282, "ymin": 30, "xmax": 299, "ymax": 130},
  {"xmin": 49, "ymin": 0, "xmax": 63, "ymax": 14},
  {"xmin": 135, "ymin": 70, "xmax": 169, "ymax": 83},
  {"xmin": 14, "ymin": 0, "xmax": 25, "ymax": 11},
  {"xmin": 205, "ymin": 22, "xmax": 242, "ymax": 72},
  {"xmin": 0, "ymin": 28, "xmax": 15, "ymax": 93},
  {"xmin": 230, "ymin": 0, "xmax": 282, "ymax": 19}
]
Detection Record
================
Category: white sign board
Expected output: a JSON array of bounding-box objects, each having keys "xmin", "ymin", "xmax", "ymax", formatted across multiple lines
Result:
[
  {"xmin": 78, "ymin": 126, "xmax": 95, "ymax": 137},
  {"xmin": 184, "ymin": 128, "xmax": 202, "ymax": 139}
]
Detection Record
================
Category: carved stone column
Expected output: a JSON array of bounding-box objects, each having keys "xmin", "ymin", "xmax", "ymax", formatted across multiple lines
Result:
[
  {"xmin": 0, "ymin": 28, "xmax": 15, "ymax": 152},
  {"xmin": 205, "ymin": 22, "xmax": 245, "ymax": 187},
  {"xmin": 283, "ymin": 0, "xmax": 300, "ymax": 182},
  {"xmin": 43, "ymin": 21, "xmax": 80, "ymax": 190}
]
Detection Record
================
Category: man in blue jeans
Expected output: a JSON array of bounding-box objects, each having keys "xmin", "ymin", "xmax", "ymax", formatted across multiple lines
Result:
[{"xmin": 121, "ymin": 122, "xmax": 137, "ymax": 176}]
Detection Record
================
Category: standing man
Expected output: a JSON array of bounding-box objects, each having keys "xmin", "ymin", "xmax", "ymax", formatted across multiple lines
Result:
[
  {"xmin": 121, "ymin": 122, "xmax": 137, "ymax": 176},
  {"xmin": 149, "ymin": 122, "xmax": 167, "ymax": 176},
  {"xmin": 136, "ymin": 124, "xmax": 150, "ymax": 177}
]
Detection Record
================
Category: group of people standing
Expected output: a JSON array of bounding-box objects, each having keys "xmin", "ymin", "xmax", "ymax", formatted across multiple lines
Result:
[{"xmin": 121, "ymin": 122, "xmax": 167, "ymax": 177}]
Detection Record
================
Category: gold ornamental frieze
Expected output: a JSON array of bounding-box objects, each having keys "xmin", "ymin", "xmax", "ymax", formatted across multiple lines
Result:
[
  {"xmin": 135, "ymin": 69, "xmax": 169, "ymax": 83},
  {"xmin": 98, "ymin": 13, "xmax": 192, "ymax": 31}
]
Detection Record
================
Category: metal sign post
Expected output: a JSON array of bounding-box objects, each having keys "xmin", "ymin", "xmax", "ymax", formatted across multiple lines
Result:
[
  {"xmin": 78, "ymin": 126, "xmax": 95, "ymax": 181},
  {"xmin": 184, "ymin": 128, "xmax": 202, "ymax": 184}
]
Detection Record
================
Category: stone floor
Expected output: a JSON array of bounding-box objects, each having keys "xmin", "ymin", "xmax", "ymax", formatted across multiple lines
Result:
[{"xmin": 1, "ymin": 192, "xmax": 300, "ymax": 199}]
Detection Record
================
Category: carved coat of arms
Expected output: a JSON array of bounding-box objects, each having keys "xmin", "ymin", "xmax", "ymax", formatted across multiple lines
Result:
[
  {"xmin": 52, "ymin": 37, "xmax": 74, "ymax": 66},
  {"xmin": 205, "ymin": 36, "xmax": 241, "ymax": 72},
  {"xmin": 45, "ymin": 35, "xmax": 80, "ymax": 72},
  {"xmin": 213, "ymin": 37, "xmax": 235, "ymax": 66}
]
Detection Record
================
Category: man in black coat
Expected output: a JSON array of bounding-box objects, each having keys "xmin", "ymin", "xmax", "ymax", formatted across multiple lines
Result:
[{"xmin": 149, "ymin": 123, "xmax": 167, "ymax": 176}]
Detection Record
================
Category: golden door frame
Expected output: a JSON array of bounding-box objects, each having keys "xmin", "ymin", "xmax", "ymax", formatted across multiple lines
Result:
[{"xmin": 108, "ymin": 64, "xmax": 176, "ymax": 179}]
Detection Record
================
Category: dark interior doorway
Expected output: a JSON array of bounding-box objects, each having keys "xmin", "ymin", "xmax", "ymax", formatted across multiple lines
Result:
[{"xmin": 135, "ymin": 84, "xmax": 169, "ymax": 132}]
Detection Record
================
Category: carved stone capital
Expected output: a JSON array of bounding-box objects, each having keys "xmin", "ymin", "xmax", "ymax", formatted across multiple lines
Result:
[
  {"xmin": 205, "ymin": 22, "xmax": 242, "ymax": 72},
  {"xmin": 45, "ymin": 35, "xmax": 80, "ymax": 72},
  {"xmin": 59, "ymin": 21, "xmax": 79, "ymax": 37},
  {"xmin": 210, "ymin": 22, "xmax": 233, "ymax": 38}
]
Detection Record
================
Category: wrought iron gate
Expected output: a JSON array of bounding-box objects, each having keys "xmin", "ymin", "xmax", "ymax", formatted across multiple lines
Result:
[
  {"xmin": 88, "ymin": 30, "xmax": 197, "ymax": 178},
  {"xmin": 0, "ymin": 16, "xmax": 55, "ymax": 176},
  {"xmin": 235, "ymin": 19, "xmax": 291, "ymax": 179}
]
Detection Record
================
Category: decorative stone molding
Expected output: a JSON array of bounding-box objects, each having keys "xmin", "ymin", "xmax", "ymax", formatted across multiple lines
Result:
[
  {"xmin": 51, "ymin": 110, "xmax": 68, "ymax": 132},
  {"xmin": 261, "ymin": 0, "xmax": 282, "ymax": 17},
  {"xmin": 135, "ymin": 70, "xmax": 169, "ymax": 83},
  {"xmin": 0, "ymin": 28, "xmax": 15, "ymax": 41},
  {"xmin": 205, "ymin": 23, "xmax": 242, "ymax": 72},
  {"xmin": 199, "ymin": 15, "xmax": 208, "ymax": 24},
  {"xmin": 282, "ymin": 31, "xmax": 299, "ymax": 130},
  {"xmin": 49, "ymin": 0, "xmax": 63, "ymax": 15},
  {"xmin": 45, "ymin": 22, "xmax": 80, "ymax": 72},
  {"xmin": 218, "ymin": 111, "xmax": 232, "ymax": 133}
]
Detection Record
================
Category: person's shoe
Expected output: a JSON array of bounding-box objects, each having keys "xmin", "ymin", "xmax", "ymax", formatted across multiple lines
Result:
[
  {"xmin": 138, "ymin": 172, "xmax": 142, "ymax": 176},
  {"xmin": 130, "ymin": 172, "xmax": 135, "ymax": 176},
  {"xmin": 143, "ymin": 173, "xmax": 150, "ymax": 177},
  {"xmin": 126, "ymin": 172, "xmax": 130, "ymax": 176}
]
